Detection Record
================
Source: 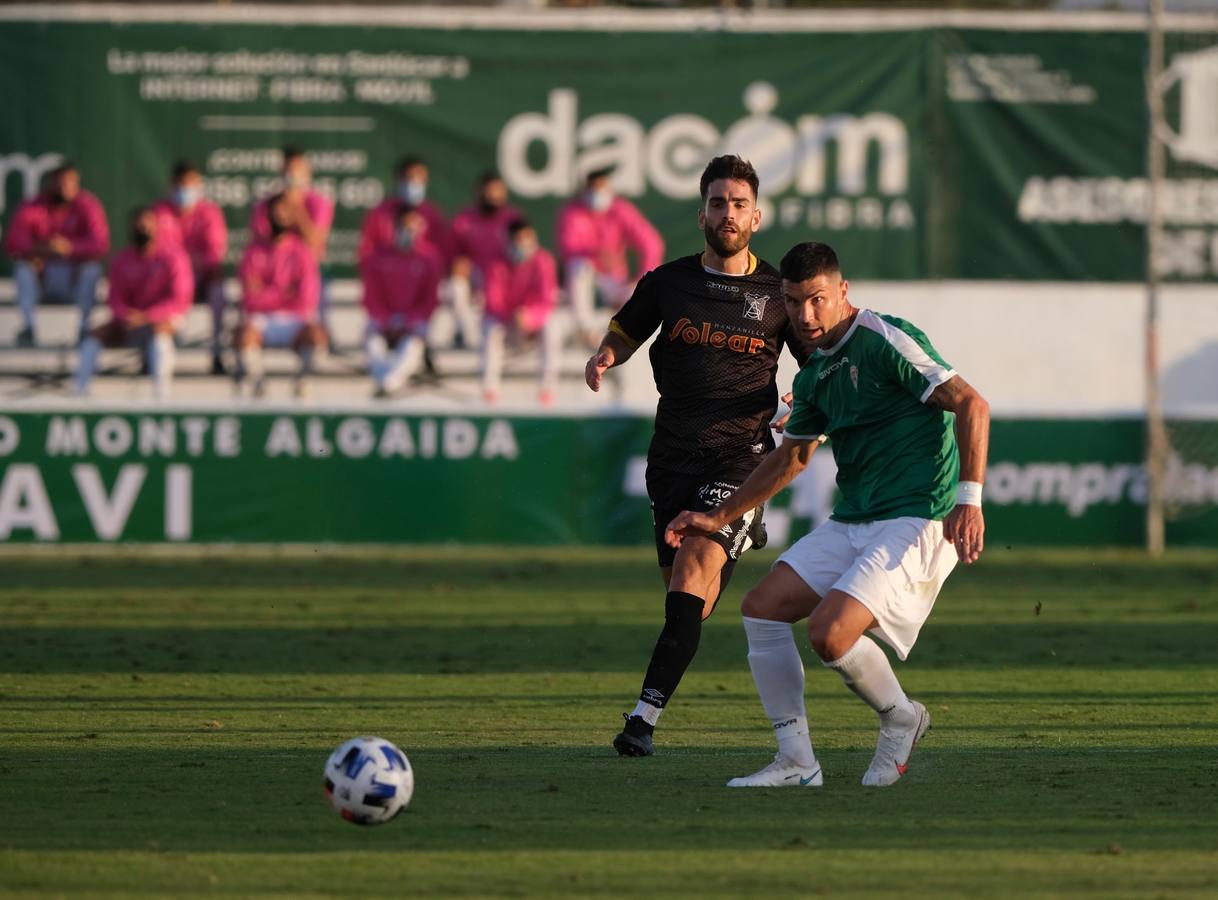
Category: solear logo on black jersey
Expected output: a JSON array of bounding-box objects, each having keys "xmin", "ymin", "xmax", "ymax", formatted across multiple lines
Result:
[
  {"xmin": 669, "ymin": 318, "xmax": 766, "ymax": 354},
  {"xmin": 743, "ymin": 291, "xmax": 768, "ymax": 321}
]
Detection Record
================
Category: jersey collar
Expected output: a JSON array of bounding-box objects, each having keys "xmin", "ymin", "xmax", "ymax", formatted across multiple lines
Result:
[
  {"xmin": 700, "ymin": 251, "xmax": 757, "ymax": 276},
  {"xmin": 814, "ymin": 309, "xmax": 865, "ymax": 357}
]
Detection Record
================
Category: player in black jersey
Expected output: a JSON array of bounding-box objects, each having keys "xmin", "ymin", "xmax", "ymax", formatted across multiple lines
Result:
[{"xmin": 585, "ymin": 155, "xmax": 812, "ymax": 756}]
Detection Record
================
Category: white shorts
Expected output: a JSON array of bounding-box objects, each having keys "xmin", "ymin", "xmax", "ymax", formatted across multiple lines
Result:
[
  {"xmin": 776, "ymin": 517, "xmax": 957, "ymax": 660},
  {"xmin": 251, "ymin": 313, "xmax": 311, "ymax": 348}
]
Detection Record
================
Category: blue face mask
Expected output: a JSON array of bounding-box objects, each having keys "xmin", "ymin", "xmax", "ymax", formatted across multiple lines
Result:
[
  {"xmin": 398, "ymin": 181, "xmax": 426, "ymax": 205},
  {"xmin": 587, "ymin": 189, "xmax": 613, "ymax": 212},
  {"xmin": 173, "ymin": 186, "xmax": 201, "ymax": 208},
  {"xmin": 510, "ymin": 242, "xmax": 536, "ymax": 264}
]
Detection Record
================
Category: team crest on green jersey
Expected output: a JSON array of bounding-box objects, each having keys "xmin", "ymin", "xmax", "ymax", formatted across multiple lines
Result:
[{"xmin": 850, "ymin": 364, "xmax": 859, "ymax": 390}]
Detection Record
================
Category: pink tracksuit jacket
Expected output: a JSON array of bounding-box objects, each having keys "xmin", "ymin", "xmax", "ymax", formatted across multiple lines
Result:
[
  {"xmin": 4, "ymin": 192, "xmax": 110, "ymax": 261},
  {"xmin": 238, "ymin": 234, "xmax": 321, "ymax": 317},
  {"xmin": 249, "ymin": 190, "xmax": 335, "ymax": 248},
  {"xmin": 357, "ymin": 199, "xmax": 452, "ymax": 268},
  {"xmin": 555, "ymin": 196, "xmax": 663, "ymax": 283},
  {"xmin": 152, "ymin": 199, "xmax": 228, "ymax": 274},
  {"xmin": 450, "ymin": 204, "xmax": 521, "ymax": 309},
  {"xmin": 488, "ymin": 248, "xmax": 558, "ymax": 332},
  {"xmin": 107, "ymin": 243, "xmax": 195, "ymax": 324},
  {"xmin": 362, "ymin": 244, "xmax": 444, "ymax": 330}
]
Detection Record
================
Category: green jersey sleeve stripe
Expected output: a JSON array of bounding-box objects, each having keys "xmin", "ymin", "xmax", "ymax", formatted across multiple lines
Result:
[{"xmin": 859, "ymin": 311, "xmax": 956, "ymax": 403}]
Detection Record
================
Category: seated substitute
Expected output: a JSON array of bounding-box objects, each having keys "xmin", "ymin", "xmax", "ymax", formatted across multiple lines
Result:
[
  {"xmin": 556, "ymin": 167, "xmax": 664, "ymax": 344},
  {"xmin": 153, "ymin": 160, "xmax": 229, "ymax": 374},
  {"xmin": 4, "ymin": 162, "xmax": 109, "ymax": 345},
  {"xmin": 666, "ymin": 241, "xmax": 990, "ymax": 788},
  {"xmin": 361, "ymin": 207, "xmax": 444, "ymax": 397},
  {"xmin": 481, "ymin": 219, "xmax": 560, "ymax": 406},
  {"xmin": 74, "ymin": 207, "xmax": 193, "ymax": 400},
  {"xmin": 235, "ymin": 194, "xmax": 325, "ymax": 399}
]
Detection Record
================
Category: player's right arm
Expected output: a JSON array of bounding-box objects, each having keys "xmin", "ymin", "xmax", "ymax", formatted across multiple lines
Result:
[{"xmin": 664, "ymin": 436, "xmax": 822, "ymax": 547}]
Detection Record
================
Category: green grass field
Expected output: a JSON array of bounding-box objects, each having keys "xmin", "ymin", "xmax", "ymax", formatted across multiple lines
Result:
[{"xmin": 1, "ymin": 546, "xmax": 1216, "ymax": 899}]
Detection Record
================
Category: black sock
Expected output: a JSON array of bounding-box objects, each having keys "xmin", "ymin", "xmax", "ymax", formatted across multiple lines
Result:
[{"xmin": 635, "ymin": 591, "xmax": 705, "ymax": 725}]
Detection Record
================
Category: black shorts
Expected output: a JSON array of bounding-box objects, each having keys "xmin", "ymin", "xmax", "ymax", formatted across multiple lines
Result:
[{"xmin": 646, "ymin": 463, "xmax": 762, "ymax": 568}]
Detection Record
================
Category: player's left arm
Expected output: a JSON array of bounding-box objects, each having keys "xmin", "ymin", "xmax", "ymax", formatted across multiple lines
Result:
[{"xmin": 927, "ymin": 375, "xmax": 990, "ymax": 564}]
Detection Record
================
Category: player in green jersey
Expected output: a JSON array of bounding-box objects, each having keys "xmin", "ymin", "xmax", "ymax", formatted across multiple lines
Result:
[{"xmin": 664, "ymin": 241, "xmax": 989, "ymax": 788}]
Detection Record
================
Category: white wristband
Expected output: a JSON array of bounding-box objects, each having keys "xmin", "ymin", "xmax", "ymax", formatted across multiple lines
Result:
[{"xmin": 956, "ymin": 481, "xmax": 983, "ymax": 507}]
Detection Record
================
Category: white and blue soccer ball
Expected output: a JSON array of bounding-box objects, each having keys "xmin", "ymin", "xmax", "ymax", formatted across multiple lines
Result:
[{"xmin": 323, "ymin": 736, "xmax": 414, "ymax": 825}]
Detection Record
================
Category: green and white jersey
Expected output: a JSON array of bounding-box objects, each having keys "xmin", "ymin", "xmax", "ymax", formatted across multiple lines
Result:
[{"xmin": 784, "ymin": 309, "xmax": 960, "ymax": 523}]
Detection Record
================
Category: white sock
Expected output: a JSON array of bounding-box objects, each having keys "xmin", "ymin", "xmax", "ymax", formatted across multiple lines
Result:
[
  {"xmin": 743, "ymin": 616, "xmax": 817, "ymax": 767},
  {"xmin": 481, "ymin": 321, "xmax": 506, "ymax": 396},
  {"xmin": 824, "ymin": 635, "xmax": 915, "ymax": 725},
  {"xmin": 148, "ymin": 333, "xmax": 174, "ymax": 400},
  {"xmin": 74, "ymin": 336, "xmax": 101, "ymax": 394},
  {"xmin": 383, "ymin": 336, "xmax": 425, "ymax": 392},
  {"xmin": 365, "ymin": 331, "xmax": 389, "ymax": 386},
  {"xmin": 630, "ymin": 700, "xmax": 662, "ymax": 727}
]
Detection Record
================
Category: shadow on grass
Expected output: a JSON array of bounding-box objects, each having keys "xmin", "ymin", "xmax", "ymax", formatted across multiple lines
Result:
[
  {"xmin": 2, "ymin": 621, "xmax": 1216, "ymax": 674},
  {"xmin": 0, "ymin": 745, "xmax": 1215, "ymax": 855}
]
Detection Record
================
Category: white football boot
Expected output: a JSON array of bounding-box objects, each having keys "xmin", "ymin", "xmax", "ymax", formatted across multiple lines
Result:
[
  {"xmin": 726, "ymin": 753, "xmax": 823, "ymax": 788},
  {"xmin": 861, "ymin": 700, "xmax": 930, "ymax": 787}
]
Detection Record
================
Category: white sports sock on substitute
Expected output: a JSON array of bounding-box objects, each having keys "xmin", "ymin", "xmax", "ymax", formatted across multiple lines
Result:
[
  {"xmin": 743, "ymin": 616, "xmax": 817, "ymax": 767},
  {"xmin": 630, "ymin": 700, "xmax": 662, "ymax": 726},
  {"xmin": 824, "ymin": 634, "xmax": 915, "ymax": 724},
  {"xmin": 383, "ymin": 336, "xmax": 425, "ymax": 392},
  {"xmin": 148, "ymin": 332, "xmax": 174, "ymax": 400},
  {"xmin": 480, "ymin": 321, "xmax": 507, "ymax": 396},
  {"xmin": 365, "ymin": 331, "xmax": 389, "ymax": 386},
  {"xmin": 74, "ymin": 336, "xmax": 101, "ymax": 394}
]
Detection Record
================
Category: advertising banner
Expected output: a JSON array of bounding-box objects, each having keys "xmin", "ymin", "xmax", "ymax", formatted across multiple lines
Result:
[
  {"xmin": 1, "ymin": 412, "xmax": 1216, "ymax": 546},
  {"xmin": 1, "ymin": 9, "xmax": 1214, "ymax": 281}
]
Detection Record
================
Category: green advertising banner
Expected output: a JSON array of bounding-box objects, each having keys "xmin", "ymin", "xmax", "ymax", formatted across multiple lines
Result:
[
  {"xmin": 1, "ymin": 411, "xmax": 1217, "ymax": 546},
  {"xmin": 2, "ymin": 8, "xmax": 1213, "ymax": 281}
]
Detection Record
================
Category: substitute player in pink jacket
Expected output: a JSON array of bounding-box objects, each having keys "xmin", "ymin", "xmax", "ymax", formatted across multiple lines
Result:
[
  {"xmin": 357, "ymin": 157, "xmax": 452, "ymax": 267},
  {"xmin": 153, "ymin": 160, "xmax": 229, "ymax": 373},
  {"xmin": 449, "ymin": 171, "xmax": 520, "ymax": 350},
  {"xmin": 236, "ymin": 194, "xmax": 325, "ymax": 399},
  {"xmin": 362, "ymin": 207, "xmax": 444, "ymax": 397},
  {"xmin": 557, "ymin": 168, "xmax": 664, "ymax": 342},
  {"xmin": 481, "ymin": 219, "xmax": 560, "ymax": 406},
  {"xmin": 249, "ymin": 147, "xmax": 334, "ymax": 259},
  {"xmin": 73, "ymin": 207, "xmax": 193, "ymax": 400},
  {"xmin": 4, "ymin": 163, "xmax": 109, "ymax": 345}
]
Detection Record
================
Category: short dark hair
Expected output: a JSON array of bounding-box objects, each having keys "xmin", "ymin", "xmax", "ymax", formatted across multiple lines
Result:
[
  {"xmin": 282, "ymin": 146, "xmax": 306, "ymax": 165},
  {"xmin": 395, "ymin": 156, "xmax": 425, "ymax": 176},
  {"xmin": 51, "ymin": 161, "xmax": 78, "ymax": 178},
  {"xmin": 507, "ymin": 217, "xmax": 532, "ymax": 238},
  {"xmin": 780, "ymin": 242, "xmax": 842, "ymax": 282},
  {"xmin": 585, "ymin": 167, "xmax": 614, "ymax": 185},
  {"xmin": 172, "ymin": 160, "xmax": 199, "ymax": 182},
  {"xmin": 478, "ymin": 169, "xmax": 503, "ymax": 187},
  {"xmin": 699, "ymin": 155, "xmax": 759, "ymax": 201}
]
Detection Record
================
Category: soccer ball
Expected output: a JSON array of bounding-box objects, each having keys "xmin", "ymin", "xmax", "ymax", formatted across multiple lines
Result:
[{"xmin": 323, "ymin": 736, "xmax": 414, "ymax": 825}]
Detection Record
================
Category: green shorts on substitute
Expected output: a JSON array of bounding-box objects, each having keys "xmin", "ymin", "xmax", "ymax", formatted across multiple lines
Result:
[{"xmin": 776, "ymin": 516, "xmax": 958, "ymax": 660}]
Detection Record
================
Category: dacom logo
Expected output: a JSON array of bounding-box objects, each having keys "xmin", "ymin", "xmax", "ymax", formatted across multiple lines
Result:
[{"xmin": 498, "ymin": 81, "xmax": 910, "ymax": 202}]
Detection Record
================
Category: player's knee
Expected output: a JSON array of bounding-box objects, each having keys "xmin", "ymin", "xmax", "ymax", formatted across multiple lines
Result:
[
  {"xmin": 808, "ymin": 617, "xmax": 853, "ymax": 662},
  {"xmin": 740, "ymin": 585, "xmax": 775, "ymax": 619}
]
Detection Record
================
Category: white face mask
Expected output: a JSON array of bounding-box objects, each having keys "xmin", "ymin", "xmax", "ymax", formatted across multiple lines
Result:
[
  {"xmin": 586, "ymin": 189, "xmax": 613, "ymax": 212},
  {"xmin": 173, "ymin": 186, "xmax": 202, "ymax": 208},
  {"xmin": 398, "ymin": 181, "xmax": 426, "ymax": 205}
]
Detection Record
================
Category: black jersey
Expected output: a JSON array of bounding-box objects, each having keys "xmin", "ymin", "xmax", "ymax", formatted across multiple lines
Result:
[{"xmin": 610, "ymin": 252, "xmax": 811, "ymax": 474}]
